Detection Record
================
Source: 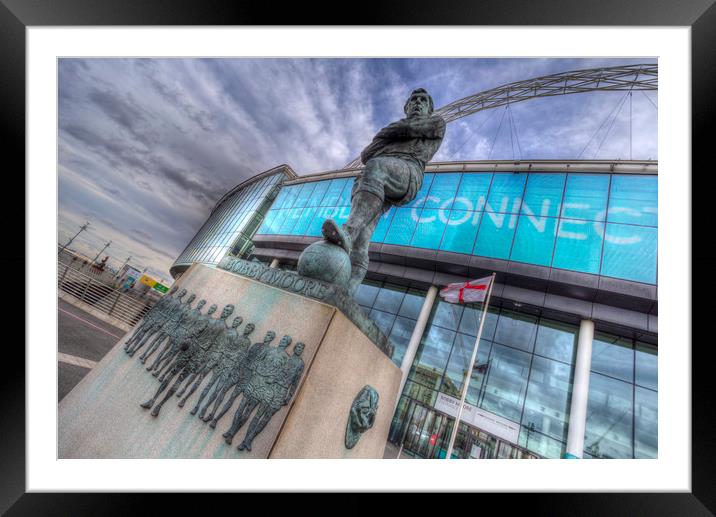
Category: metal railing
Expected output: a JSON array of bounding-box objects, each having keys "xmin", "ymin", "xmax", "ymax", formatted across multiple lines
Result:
[{"xmin": 58, "ymin": 261, "xmax": 155, "ymax": 327}]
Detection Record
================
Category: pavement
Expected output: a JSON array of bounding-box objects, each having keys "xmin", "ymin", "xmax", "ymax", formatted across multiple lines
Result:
[{"xmin": 58, "ymin": 297, "xmax": 125, "ymax": 402}]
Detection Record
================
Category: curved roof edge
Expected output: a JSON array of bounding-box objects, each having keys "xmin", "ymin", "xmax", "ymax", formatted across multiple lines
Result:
[
  {"xmin": 280, "ymin": 159, "xmax": 658, "ymax": 186},
  {"xmin": 210, "ymin": 164, "xmax": 298, "ymax": 214}
]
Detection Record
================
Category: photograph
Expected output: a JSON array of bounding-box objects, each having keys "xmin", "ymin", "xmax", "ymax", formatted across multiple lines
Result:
[{"xmin": 55, "ymin": 56, "xmax": 660, "ymax": 462}]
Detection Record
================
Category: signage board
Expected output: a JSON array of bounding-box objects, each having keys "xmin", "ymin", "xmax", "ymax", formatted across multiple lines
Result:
[
  {"xmin": 434, "ymin": 392, "xmax": 520, "ymax": 444},
  {"xmin": 153, "ymin": 283, "xmax": 169, "ymax": 294},
  {"xmin": 139, "ymin": 275, "xmax": 156, "ymax": 288}
]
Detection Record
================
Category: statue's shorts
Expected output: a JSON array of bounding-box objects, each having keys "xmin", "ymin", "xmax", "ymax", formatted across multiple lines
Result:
[{"xmin": 351, "ymin": 155, "xmax": 423, "ymax": 207}]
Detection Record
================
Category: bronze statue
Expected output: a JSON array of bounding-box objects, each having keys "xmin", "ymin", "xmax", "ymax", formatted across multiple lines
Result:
[
  {"xmin": 345, "ymin": 385, "xmax": 380, "ymax": 449},
  {"xmin": 124, "ymin": 285, "xmax": 178, "ymax": 351},
  {"xmin": 192, "ymin": 322, "xmax": 255, "ymax": 420},
  {"xmin": 237, "ymin": 341, "xmax": 305, "ymax": 452},
  {"xmin": 321, "ymin": 88, "xmax": 445, "ymax": 295}
]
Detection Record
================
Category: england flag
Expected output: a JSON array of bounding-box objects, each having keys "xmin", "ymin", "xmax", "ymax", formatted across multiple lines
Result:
[{"xmin": 439, "ymin": 275, "xmax": 493, "ymax": 304}]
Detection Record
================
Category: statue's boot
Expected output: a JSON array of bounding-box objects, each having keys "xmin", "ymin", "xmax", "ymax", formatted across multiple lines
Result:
[{"xmin": 321, "ymin": 219, "xmax": 352, "ymax": 255}]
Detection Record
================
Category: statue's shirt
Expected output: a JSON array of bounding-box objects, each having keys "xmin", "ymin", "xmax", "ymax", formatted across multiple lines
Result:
[{"xmin": 360, "ymin": 114, "xmax": 446, "ymax": 169}]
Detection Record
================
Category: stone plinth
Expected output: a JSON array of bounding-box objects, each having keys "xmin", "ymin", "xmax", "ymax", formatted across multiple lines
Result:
[{"xmin": 59, "ymin": 262, "xmax": 401, "ymax": 459}]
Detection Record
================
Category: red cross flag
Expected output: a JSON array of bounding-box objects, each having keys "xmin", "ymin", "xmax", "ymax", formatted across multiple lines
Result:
[{"xmin": 439, "ymin": 275, "xmax": 493, "ymax": 304}]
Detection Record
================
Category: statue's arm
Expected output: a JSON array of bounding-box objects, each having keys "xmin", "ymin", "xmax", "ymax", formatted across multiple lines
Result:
[{"xmin": 375, "ymin": 115, "xmax": 446, "ymax": 140}]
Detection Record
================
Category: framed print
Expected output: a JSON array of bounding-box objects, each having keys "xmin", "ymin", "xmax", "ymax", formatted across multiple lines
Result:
[{"xmin": 3, "ymin": 0, "xmax": 713, "ymax": 512}]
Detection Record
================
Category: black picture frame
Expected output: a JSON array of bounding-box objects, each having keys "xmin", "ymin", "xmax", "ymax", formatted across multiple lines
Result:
[{"xmin": 3, "ymin": 0, "xmax": 713, "ymax": 513}]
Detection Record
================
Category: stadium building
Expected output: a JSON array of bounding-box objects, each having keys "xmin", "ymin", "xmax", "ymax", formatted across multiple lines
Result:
[{"xmin": 170, "ymin": 65, "xmax": 658, "ymax": 460}]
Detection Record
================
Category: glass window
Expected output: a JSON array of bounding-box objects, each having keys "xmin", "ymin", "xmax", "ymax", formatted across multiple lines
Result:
[
  {"xmin": 410, "ymin": 325, "xmax": 456, "ymax": 387},
  {"xmin": 373, "ymin": 283, "xmax": 407, "ymax": 313},
  {"xmin": 355, "ymin": 281, "xmax": 381, "ymax": 307},
  {"xmin": 464, "ymin": 340, "xmax": 493, "ymax": 406},
  {"xmin": 479, "ymin": 343, "xmax": 531, "ymax": 423},
  {"xmin": 601, "ymin": 223, "xmax": 657, "ymax": 284},
  {"xmin": 271, "ymin": 187, "xmax": 292, "ymax": 210},
  {"xmin": 403, "ymin": 173, "xmax": 434, "ymax": 210},
  {"xmin": 439, "ymin": 210, "xmax": 480, "ymax": 255},
  {"xmin": 608, "ymin": 175, "xmax": 657, "ymax": 227},
  {"xmin": 518, "ymin": 429, "xmax": 565, "ymax": 459},
  {"xmin": 308, "ymin": 180, "xmax": 331, "ymax": 207},
  {"xmin": 493, "ymin": 309, "xmax": 538, "ymax": 353},
  {"xmin": 333, "ymin": 206, "xmax": 350, "ymax": 227},
  {"xmin": 337, "ymin": 178, "xmax": 355, "ymax": 207},
  {"xmin": 634, "ymin": 386, "xmax": 658, "ymax": 458},
  {"xmin": 411, "ymin": 209, "xmax": 448, "ymax": 249},
  {"xmin": 389, "ymin": 316, "xmax": 418, "ymax": 368},
  {"xmin": 292, "ymin": 182, "xmax": 317, "ymax": 209},
  {"xmin": 268, "ymin": 209, "xmax": 289, "ymax": 235},
  {"xmin": 384, "ymin": 207, "xmax": 419, "ymax": 246},
  {"xmin": 454, "ymin": 172, "xmax": 492, "ymax": 212},
  {"xmin": 591, "ymin": 332, "xmax": 634, "ymax": 383},
  {"xmin": 584, "ymin": 372, "xmax": 634, "ymax": 459},
  {"xmin": 458, "ymin": 306, "xmax": 498, "ymax": 339},
  {"xmin": 534, "ymin": 319, "xmax": 577, "ymax": 364},
  {"xmin": 486, "ymin": 173, "xmax": 527, "ymax": 214},
  {"xmin": 371, "ymin": 208, "xmax": 395, "ymax": 243},
  {"xmin": 369, "ymin": 308, "xmax": 397, "ymax": 337},
  {"xmin": 426, "ymin": 173, "xmax": 461, "ymax": 209},
  {"xmin": 552, "ymin": 219, "xmax": 604, "ymax": 275},
  {"xmin": 521, "ymin": 173, "xmax": 565, "ymax": 218},
  {"xmin": 305, "ymin": 206, "xmax": 340, "ymax": 237},
  {"xmin": 291, "ymin": 207, "xmax": 317, "ymax": 236},
  {"xmin": 442, "ymin": 333, "xmax": 490, "ymax": 400},
  {"xmin": 257, "ymin": 209, "xmax": 278, "ymax": 234},
  {"xmin": 473, "ymin": 210, "xmax": 518, "ymax": 260},
  {"xmin": 510, "ymin": 215, "xmax": 558, "ymax": 267},
  {"xmin": 281, "ymin": 185, "xmax": 301, "ymax": 209},
  {"xmin": 521, "ymin": 355, "xmax": 572, "ymax": 442},
  {"xmin": 431, "ymin": 299, "xmax": 464, "ymax": 331},
  {"xmin": 277, "ymin": 207, "xmax": 302, "ymax": 234},
  {"xmin": 398, "ymin": 290, "xmax": 425, "ymax": 320},
  {"xmin": 561, "ymin": 174, "xmax": 610, "ymax": 221},
  {"xmin": 319, "ymin": 178, "xmax": 348, "ymax": 207},
  {"xmin": 635, "ymin": 342, "xmax": 658, "ymax": 390}
]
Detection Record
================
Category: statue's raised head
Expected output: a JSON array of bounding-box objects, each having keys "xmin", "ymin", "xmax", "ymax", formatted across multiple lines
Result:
[
  {"xmin": 232, "ymin": 316, "xmax": 243, "ymax": 328},
  {"xmin": 403, "ymin": 88, "xmax": 434, "ymax": 117}
]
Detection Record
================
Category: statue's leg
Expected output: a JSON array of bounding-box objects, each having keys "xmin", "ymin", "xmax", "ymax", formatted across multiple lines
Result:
[
  {"xmin": 178, "ymin": 367, "xmax": 208, "ymax": 405},
  {"xmin": 238, "ymin": 405, "xmax": 278, "ymax": 452},
  {"xmin": 149, "ymin": 335, "xmax": 175, "ymax": 369},
  {"xmin": 202, "ymin": 377, "xmax": 232, "ymax": 421},
  {"xmin": 192, "ymin": 374, "xmax": 221, "ymax": 415},
  {"xmin": 140, "ymin": 368, "xmax": 177, "ymax": 410},
  {"xmin": 212, "ymin": 385, "xmax": 243, "ymax": 428},
  {"xmin": 144, "ymin": 334, "xmax": 169, "ymax": 367},
  {"xmin": 138, "ymin": 329, "xmax": 165, "ymax": 362},
  {"xmin": 223, "ymin": 397, "xmax": 258, "ymax": 444},
  {"xmin": 150, "ymin": 371, "xmax": 186, "ymax": 417}
]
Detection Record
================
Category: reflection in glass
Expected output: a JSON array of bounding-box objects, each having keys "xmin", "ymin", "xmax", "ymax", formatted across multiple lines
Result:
[
  {"xmin": 432, "ymin": 300, "xmax": 464, "ymax": 331},
  {"xmin": 634, "ymin": 386, "xmax": 658, "ymax": 458},
  {"xmin": 584, "ymin": 372, "xmax": 634, "ymax": 459},
  {"xmin": 521, "ymin": 355, "xmax": 572, "ymax": 442},
  {"xmin": 373, "ymin": 283, "xmax": 407, "ymax": 313},
  {"xmin": 635, "ymin": 342, "xmax": 658, "ymax": 390},
  {"xmin": 389, "ymin": 316, "xmax": 418, "ymax": 367},
  {"xmin": 534, "ymin": 319, "xmax": 577, "ymax": 364},
  {"xmin": 493, "ymin": 309, "xmax": 538, "ymax": 353},
  {"xmin": 592, "ymin": 332, "xmax": 634, "ymax": 383},
  {"xmin": 479, "ymin": 343, "xmax": 531, "ymax": 422},
  {"xmin": 410, "ymin": 326, "xmax": 456, "ymax": 389}
]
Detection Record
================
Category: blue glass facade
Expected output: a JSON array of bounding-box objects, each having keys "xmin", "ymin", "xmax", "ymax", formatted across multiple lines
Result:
[{"xmin": 257, "ymin": 172, "xmax": 658, "ymax": 285}]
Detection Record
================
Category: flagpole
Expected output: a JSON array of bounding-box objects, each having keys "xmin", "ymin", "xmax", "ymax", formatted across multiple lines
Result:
[{"xmin": 445, "ymin": 272, "xmax": 496, "ymax": 460}]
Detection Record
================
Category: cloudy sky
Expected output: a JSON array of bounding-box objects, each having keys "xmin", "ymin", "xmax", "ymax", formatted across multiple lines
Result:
[{"xmin": 58, "ymin": 58, "xmax": 658, "ymax": 281}]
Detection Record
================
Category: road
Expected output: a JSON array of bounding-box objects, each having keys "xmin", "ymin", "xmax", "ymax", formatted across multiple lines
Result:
[{"xmin": 58, "ymin": 297, "xmax": 125, "ymax": 401}]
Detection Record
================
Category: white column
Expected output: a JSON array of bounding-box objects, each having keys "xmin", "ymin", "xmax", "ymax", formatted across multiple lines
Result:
[
  {"xmin": 394, "ymin": 285, "xmax": 439, "ymax": 411},
  {"xmin": 565, "ymin": 319, "xmax": 595, "ymax": 459},
  {"xmin": 269, "ymin": 258, "xmax": 280, "ymax": 269}
]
